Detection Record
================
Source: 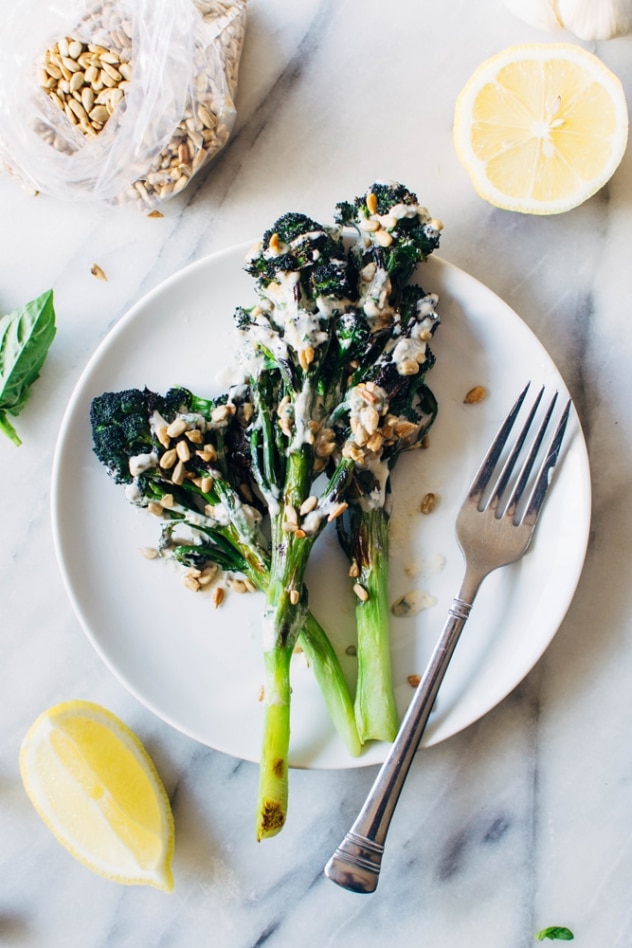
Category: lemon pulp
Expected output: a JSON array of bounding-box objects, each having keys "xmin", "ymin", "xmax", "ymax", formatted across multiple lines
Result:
[{"xmin": 453, "ymin": 44, "xmax": 628, "ymax": 214}]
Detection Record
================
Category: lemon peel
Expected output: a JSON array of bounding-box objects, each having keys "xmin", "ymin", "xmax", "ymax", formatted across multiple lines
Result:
[
  {"xmin": 453, "ymin": 44, "xmax": 629, "ymax": 215},
  {"xmin": 19, "ymin": 700, "xmax": 175, "ymax": 891}
]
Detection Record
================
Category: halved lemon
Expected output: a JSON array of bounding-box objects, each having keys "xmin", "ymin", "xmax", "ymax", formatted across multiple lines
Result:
[
  {"xmin": 20, "ymin": 700, "xmax": 175, "ymax": 891},
  {"xmin": 453, "ymin": 44, "xmax": 629, "ymax": 214}
]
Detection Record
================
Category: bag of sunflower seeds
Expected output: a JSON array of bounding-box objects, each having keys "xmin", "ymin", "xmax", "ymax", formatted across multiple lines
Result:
[{"xmin": 0, "ymin": 0, "xmax": 247, "ymax": 210}]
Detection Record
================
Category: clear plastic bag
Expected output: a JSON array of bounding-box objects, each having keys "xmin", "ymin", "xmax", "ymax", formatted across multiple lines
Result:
[{"xmin": 0, "ymin": 0, "xmax": 247, "ymax": 210}]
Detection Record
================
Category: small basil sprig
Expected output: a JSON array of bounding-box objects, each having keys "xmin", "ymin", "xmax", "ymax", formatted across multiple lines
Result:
[
  {"xmin": 0, "ymin": 289, "xmax": 56, "ymax": 446},
  {"xmin": 536, "ymin": 926, "xmax": 575, "ymax": 941}
]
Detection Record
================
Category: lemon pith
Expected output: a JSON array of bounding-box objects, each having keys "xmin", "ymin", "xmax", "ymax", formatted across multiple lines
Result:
[
  {"xmin": 20, "ymin": 700, "xmax": 175, "ymax": 891},
  {"xmin": 453, "ymin": 44, "xmax": 629, "ymax": 215}
]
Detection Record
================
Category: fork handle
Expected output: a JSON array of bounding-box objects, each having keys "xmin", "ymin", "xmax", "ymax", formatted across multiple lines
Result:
[{"xmin": 324, "ymin": 593, "xmax": 476, "ymax": 894}]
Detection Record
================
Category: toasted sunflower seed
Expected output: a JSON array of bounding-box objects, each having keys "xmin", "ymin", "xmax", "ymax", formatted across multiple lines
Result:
[
  {"xmin": 463, "ymin": 385, "xmax": 487, "ymax": 404},
  {"xmin": 327, "ymin": 502, "xmax": 348, "ymax": 522},
  {"xmin": 159, "ymin": 449, "xmax": 177, "ymax": 470},
  {"xmin": 420, "ymin": 492, "xmax": 437, "ymax": 514},
  {"xmin": 353, "ymin": 583, "xmax": 369, "ymax": 602},
  {"xmin": 167, "ymin": 418, "xmax": 188, "ymax": 438},
  {"xmin": 299, "ymin": 496, "xmax": 318, "ymax": 516},
  {"xmin": 212, "ymin": 586, "xmax": 225, "ymax": 608},
  {"xmin": 90, "ymin": 263, "xmax": 107, "ymax": 281},
  {"xmin": 139, "ymin": 547, "xmax": 159, "ymax": 559},
  {"xmin": 226, "ymin": 578, "xmax": 248, "ymax": 594}
]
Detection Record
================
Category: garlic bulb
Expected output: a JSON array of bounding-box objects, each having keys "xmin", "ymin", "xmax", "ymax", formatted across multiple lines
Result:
[
  {"xmin": 503, "ymin": 0, "xmax": 632, "ymax": 39},
  {"xmin": 557, "ymin": 0, "xmax": 632, "ymax": 39}
]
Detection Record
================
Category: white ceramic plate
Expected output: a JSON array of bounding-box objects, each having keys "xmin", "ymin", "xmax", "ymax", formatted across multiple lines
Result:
[{"xmin": 51, "ymin": 246, "xmax": 591, "ymax": 769}]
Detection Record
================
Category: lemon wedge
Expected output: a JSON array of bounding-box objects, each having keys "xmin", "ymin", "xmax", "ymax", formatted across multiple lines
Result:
[
  {"xmin": 453, "ymin": 44, "xmax": 629, "ymax": 214},
  {"xmin": 20, "ymin": 700, "xmax": 175, "ymax": 891}
]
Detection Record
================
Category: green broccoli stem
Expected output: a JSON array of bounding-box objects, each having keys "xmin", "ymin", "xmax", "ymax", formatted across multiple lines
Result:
[
  {"xmin": 256, "ymin": 447, "xmax": 316, "ymax": 840},
  {"xmin": 256, "ymin": 559, "xmax": 364, "ymax": 841},
  {"xmin": 256, "ymin": 544, "xmax": 312, "ymax": 840},
  {"xmin": 352, "ymin": 504, "xmax": 399, "ymax": 744},
  {"xmin": 299, "ymin": 613, "xmax": 362, "ymax": 758},
  {"xmin": 256, "ymin": 640, "xmax": 292, "ymax": 841},
  {"xmin": 250, "ymin": 564, "xmax": 361, "ymax": 760}
]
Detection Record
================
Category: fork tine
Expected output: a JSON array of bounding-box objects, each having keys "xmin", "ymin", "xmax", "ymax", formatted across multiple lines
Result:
[
  {"xmin": 520, "ymin": 398, "xmax": 571, "ymax": 526},
  {"xmin": 487, "ymin": 386, "xmax": 545, "ymax": 512},
  {"xmin": 468, "ymin": 381, "xmax": 530, "ymax": 501},
  {"xmin": 506, "ymin": 390, "xmax": 558, "ymax": 516}
]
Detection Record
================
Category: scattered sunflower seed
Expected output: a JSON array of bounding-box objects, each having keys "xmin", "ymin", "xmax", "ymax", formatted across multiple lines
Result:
[
  {"xmin": 90, "ymin": 263, "xmax": 107, "ymax": 281},
  {"xmin": 226, "ymin": 577, "xmax": 248, "ymax": 594},
  {"xmin": 420, "ymin": 492, "xmax": 437, "ymax": 514},
  {"xmin": 211, "ymin": 586, "xmax": 225, "ymax": 608},
  {"xmin": 463, "ymin": 385, "xmax": 487, "ymax": 404},
  {"xmin": 139, "ymin": 547, "xmax": 158, "ymax": 559},
  {"xmin": 183, "ymin": 574, "xmax": 201, "ymax": 592}
]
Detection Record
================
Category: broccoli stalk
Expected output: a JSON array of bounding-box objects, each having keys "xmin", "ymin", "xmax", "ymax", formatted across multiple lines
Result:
[
  {"xmin": 334, "ymin": 373, "xmax": 438, "ymax": 742},
  {"xmin": 342, "ymin": 502, "xmax": 394, "ymax": 740},
  {"xmin": 329, "ymin": 185, "xmax": 442, "ymax": 743},
  {"xmin": 238, "ymin": 214, "xmax": 360, "ymax": 838},
  {"xmin": 89, "ymin": 385, "xmax": 361, "ymax": 787}
]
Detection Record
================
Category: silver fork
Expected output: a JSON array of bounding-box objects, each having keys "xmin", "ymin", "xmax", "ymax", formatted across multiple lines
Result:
[{"xmin": 324, "ymin": 382, "xmax": 571, "ymax": 894}]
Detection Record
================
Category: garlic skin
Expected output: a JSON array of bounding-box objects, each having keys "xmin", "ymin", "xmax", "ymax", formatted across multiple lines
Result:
[
  {"xmin": 503, "ymin": 0, "xmax": 562, "ymax": 32},
  {"xmin": 557, "ymin": 0, "xmax": 632, "ymax": 39},
  {"xmin": 503, "ymin": 0, "xmax": 632, "ymax": 39}
]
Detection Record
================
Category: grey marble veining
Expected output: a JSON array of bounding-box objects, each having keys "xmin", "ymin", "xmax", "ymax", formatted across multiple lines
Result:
[{"xmin": 2, "ymin": 1, "xmax": 632, "ymax": 946}]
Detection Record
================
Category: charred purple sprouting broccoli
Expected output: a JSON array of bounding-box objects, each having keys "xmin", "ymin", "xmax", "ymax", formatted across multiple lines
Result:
[
  {"xmin": 90, "ymin": 384, "xmax": 361, "ymax": 775},
  {"xmin": 236, "ymin": 212, "xmax": 364, "ymax": 838},
  {"xmin": 90, "ymin": 180, "xmax": 444, "ymax": 841},
  {"xmin": 325, "ymin": 183, "xmax": 443, "ymax": 743}
]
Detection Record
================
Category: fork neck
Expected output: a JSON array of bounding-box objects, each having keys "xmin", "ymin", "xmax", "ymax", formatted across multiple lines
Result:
[{"xmin": 457, "ymin": 566, "xmax": 486, "ymax": 607}]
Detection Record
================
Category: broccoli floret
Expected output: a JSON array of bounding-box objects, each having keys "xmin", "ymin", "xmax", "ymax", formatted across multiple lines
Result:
[
  {"xmin": 245, "ymin": 213, "xmax": 326, "ymax": 280},
  {"xmin": 234, "ymin": 305, "xmax": 254, "ymax": 331},
  {"xmin": 245, "ymin": 212, "xmax": 352, "ymax": 302},
  {"xmin": 90, "ymin": 387, "xmax": 146, "ymax": 426},
  {"xmin": 266, "ymin": 212, "xmax": 322, "ymax": 246},
  {"xmin": 90, "ymin": 388, "xmax": 153, "ymax": 483},
  {"xmin": 160, "ymin": 387, "xmax": 194, "ymax": 416},
  {"xmin": 312, "ymin": 259, "xmax": 354, "ymax": 300},
  {"xmin": 336, "ymin": 182, "xmax": 442, "ymax": 298},
  {"xmin": 335, "ymin": 181, "xmax": 420, "ymax": 222},
  {"xmin": 90, "ymin": 387, "xmax": 203, "ymax": 484}
]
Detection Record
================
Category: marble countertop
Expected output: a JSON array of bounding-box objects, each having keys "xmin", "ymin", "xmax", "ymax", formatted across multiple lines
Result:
[{"xmin": 3, "ymin": 1, "xmax": 632, "ymax": 945}]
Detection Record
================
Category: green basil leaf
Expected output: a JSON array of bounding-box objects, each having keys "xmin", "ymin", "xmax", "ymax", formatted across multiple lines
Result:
[
  {"xmin": 0, "ymin": 289, "xmax": 56, "ymax": 445},
  {"xmin": 536, "ymin": 926, "xmax": 575, "ymax": 941}
]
